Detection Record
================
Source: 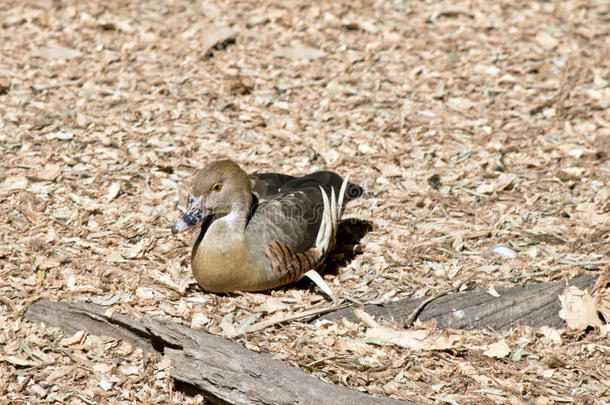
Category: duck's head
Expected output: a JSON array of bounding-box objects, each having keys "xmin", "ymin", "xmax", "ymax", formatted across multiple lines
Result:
[{"xmin": 171, "ymin": 160, "xmax": 252, "ymax": 234}]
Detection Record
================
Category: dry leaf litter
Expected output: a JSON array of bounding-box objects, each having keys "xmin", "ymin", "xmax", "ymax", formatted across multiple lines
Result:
[{"xmin": 1, "ymin": 0, "xmax": 609, "ymax": 403}]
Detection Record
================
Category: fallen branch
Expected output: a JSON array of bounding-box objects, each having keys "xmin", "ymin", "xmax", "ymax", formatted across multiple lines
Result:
[
  {"xmin": 319, "ymin": 275, "xmax": 597, "ymax": 330},
  {"xmin": 25, "ymin": 300, "xmax": 412, "ymax": 405}
]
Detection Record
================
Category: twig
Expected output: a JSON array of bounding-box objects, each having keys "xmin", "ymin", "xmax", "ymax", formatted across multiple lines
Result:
[
  {"xmin": 557, "ymin": 259, "xmax": 608, "ymax": 269},
  {"xmin": 457, "ymin": 187, "xmax": 490, "ymax": 198},
  {"xmin": 277, "ymin": 79, "xmax": 326, "ymax": 91},
  {"xmin": 0, "ymin": 69, "xmax": 27, "ymax": 78},
  {"xmin": 305, "ymin": 354, "xmax": 341, "ymax": 368},
  {"xmin": 33, "ymin": 79, "xmax": 83, "ymax": 91},
  {"xmin": 403, "ymin": 292, "xmax": 448, "ymax": 328},
  {"xmin": 49, "ymin": 346, "xmax": 93, "ymax": 368},
  {"xmin": 237, "ymin": 304, "xmax": 350, "ymax": 336},
  {"xmin": 0, "ymin": 295, "xmax": 15, "ymax": 312}
]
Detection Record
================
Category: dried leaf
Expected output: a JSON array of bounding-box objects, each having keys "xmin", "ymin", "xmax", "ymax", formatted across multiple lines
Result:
[
  {"xmin": 99, "ymin": 20, "xmax": 135, "ymax": 33},
  {"xmin": 98, "ymin": 377, "xmax": 112, "ymax": 391},
  {"xmin": 558, "ymin": 167, "xmax": 585, "ymax": 180},
  {"xmin": 573, "ymin": 203, "xmax": 610, "ymax": 227},
  {"xmin": 46, "ymin": 131, "xmax": 74, "ymax": 141},
  {"xmin": 106, "ymin": 250, "xmax": 127, "ymax": 263},
  {"xmin": 379, "ymin": 163, "xmax": 402, "ymax": 178},
  {"xmin": 540, "ymin": 326, "xmax": 562, "ymax": 344},
  {"xmin": 119, "ymin": 364, "xmax": 140, "ymax": 375},
  {"xmin": 275, "ymin": 47, "xmax": 326, "ymax": 60},
  {"xmin": 0, "ymin": 76, "xmax": 10, "ymax": 93},
  {"xmin": 156, "ymin": 356, "xmax": 172, "ymax": 371},
  {"xmin": 365, "ymin": 327, "xmax": 461, "ymax": 351},
  {"xmin": 261, "ymin": 297, "xmax": 290, "ymax": 314},
  {"xmin": 475, "ymin": 182, "xmax": 495, "ymax": 194},
  {"xmin": 191, "ymin": 313, "xmax": 210, "ymax": 329},
  {"xmin": 60, "ymin": 330, "xmax": 86, "ymax": 346},
  {"xmin": 92, "ymin": 362, "xmax": 113, "ymax": 373},
  {"xmin": 448, "ymin": 97, "xmax": 476, "ymax": 110},
  {"xmin": 558, "ymin": 286, "xmax": 603, "ymax": 330},
  {"xmin": 0, "ymin": 355, "xmax": 37, "ymax": 367},
  {"xmin": 0, "ymin": 176, "xmax": 28, "ymax": 194},
  {"xmin": 28, "ymin": 165, "xmax": 61, "ymax": 181},
  {"xmin": 106, "ymin": 182, "xmax": 121, "ymax": 202},
  {"xmin": 483, "ymin": 339, "xmax": 510, "ymax": 358},
  {"xmin": 493, "ymin": 173, "xmax": 518, "ymax": 192},
  {"xmin": 219, "ymin": 318, "xmax": 238, "ymax": 338},
  {"xmin": 135, "ymin": 286, "xmax": 163, "ymax": 300},
  {"xmin": 542, "ymin": 369, "xmax": 555, "ymax": 378},
  {"xmin": 31, "ymin": 47, "xmax": 83, "ymax": 60},
  {"xmin": 353, "ymin": 308, "xmax": 379, "ymax": 328},
  {"xmin": 201, "ymin": 25, "xmax": 239, "ymax": 56},
  {"xmin": 534, "ymin": 32, "xmax": 559, "ymax": 50}
]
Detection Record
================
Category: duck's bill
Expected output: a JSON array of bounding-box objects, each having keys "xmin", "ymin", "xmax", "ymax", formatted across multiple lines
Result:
[{"xmin": 171, "ymin": 196, "xmax": 210, "ymax": 234}]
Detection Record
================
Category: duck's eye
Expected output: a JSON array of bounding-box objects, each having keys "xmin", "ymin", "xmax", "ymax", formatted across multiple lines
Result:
[{"xmin": 211, "ymin": 183, "xmax": 222, "ymax": 192}]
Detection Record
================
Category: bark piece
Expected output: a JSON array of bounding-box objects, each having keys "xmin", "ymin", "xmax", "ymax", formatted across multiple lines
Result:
[
  {"xmin": 321, "ymin": 275, "xmax": 597, "ymax": 330},
  {"xmin": 24, "ymin": 300, "xmax": 412, "ymax": 405}
]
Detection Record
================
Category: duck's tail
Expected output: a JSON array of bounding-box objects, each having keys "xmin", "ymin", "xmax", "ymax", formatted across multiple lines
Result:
[
  {"xmin": 315, "ymin": 175, "xmax": 349, "ymax": 254},
  {"xmin": 299, "ymin": 176, "xmax": 349, "ymax": 301}
]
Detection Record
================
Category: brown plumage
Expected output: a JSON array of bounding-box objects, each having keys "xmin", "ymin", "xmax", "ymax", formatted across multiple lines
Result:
[{"xmin": 171, "ymin": 160, "xmax": 362, "ymax": 296}]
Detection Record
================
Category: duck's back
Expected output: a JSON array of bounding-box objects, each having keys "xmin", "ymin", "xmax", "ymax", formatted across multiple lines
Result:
[{"xmin": 250, "ymin": 170, "xmax": 362, "ymax": 203}]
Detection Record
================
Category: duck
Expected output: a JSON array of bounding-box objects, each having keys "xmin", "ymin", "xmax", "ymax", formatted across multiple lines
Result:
[{"xmin": 171, "ymin": 160, "xmax": 363, "ymax": 298}]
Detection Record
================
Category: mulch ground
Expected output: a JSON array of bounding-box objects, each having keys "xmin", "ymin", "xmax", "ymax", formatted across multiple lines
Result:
[{"xmin": 1, "ymin": 0, "xmax": 609, "ymax": 403}]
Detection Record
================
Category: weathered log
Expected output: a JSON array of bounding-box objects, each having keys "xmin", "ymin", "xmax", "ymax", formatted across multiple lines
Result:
[
  {"xmin": 24, "ymin": 300, "xmax": 412, "ymax": 405},
  {"xmin": 319, "ymin": 275, "xmax": 597, "ymax": 330}
]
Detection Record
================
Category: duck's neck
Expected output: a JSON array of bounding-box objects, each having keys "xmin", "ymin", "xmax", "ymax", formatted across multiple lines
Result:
[{"xmin": 222, "ymin": 201, "xmax": 250, "ymax": 231}]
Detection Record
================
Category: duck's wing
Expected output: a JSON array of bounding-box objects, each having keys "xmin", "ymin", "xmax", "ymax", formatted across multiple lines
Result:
[
  {"xmin": 247, "ymin": 187, "xmax": 322, "ymax": 254},
  {"xmin": 245, "ymin": 177, "xmax": 348, "ymax": 289}
]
